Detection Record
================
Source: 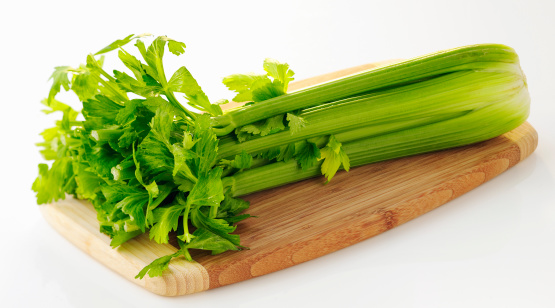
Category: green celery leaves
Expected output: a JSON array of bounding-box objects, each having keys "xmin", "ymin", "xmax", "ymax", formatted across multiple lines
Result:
[
  {"xmin": 319, "ymin": 135, "xmax": 350, "ymax": 183},
  {"xmin": 34, "ymin": 33, "xmax": 378, "ymax": 280},
  {"xmin": 34, "ymin": 34, "xmax": 253, "ymax": 280}
]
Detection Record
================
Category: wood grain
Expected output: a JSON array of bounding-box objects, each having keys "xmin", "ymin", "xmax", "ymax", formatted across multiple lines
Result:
[
  {"xmin": 190, "ymin": 122, "xmax": 537, "ymax": 288},
  {"xmin": 41, "ymin": 197, "xmax": 210, "ymax": 296},
  {"xmin": 40, "ymin": 61, "xmax": 538, "ymax": 296}
]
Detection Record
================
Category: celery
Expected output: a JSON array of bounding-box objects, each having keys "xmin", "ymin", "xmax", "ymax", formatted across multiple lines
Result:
[{"xmin": 34, "ymin": 35, "xmax": 529, "ymax": 279}]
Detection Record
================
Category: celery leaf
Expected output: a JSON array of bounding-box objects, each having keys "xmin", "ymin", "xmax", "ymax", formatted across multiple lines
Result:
[
  {"xmin": 149, "ymin": 203, "xmax": 185, "ymax": 244},
  {"xmin": 167, "ymin": 66, "xmax": 222, "ymax": 116},
  {"xmin": 47, "ymin": 66, "xmax": 72, "ymax": 104},
  {"xmin": 295, "ymin": 140, "xmax": 321, "ymax": 170},
  {"xmin": 263, "ymin": 58, "xmax": 295, "ymax": 92},
  {"xmin": 222, "ymin": 73, "xmax": 267, "ymax": 102},
  {"xmin": 319, "ymin": 135, "xmax": 350, "ymax": 183},
  {"xmin": 95, "ymin": 33, "xmax": 151, "ymax": 55},
  {"xmin": 135, "ymin": 251, "xmax": 182, "ymax": 279},
  {"xmin": 286, "ymin": 113, "xmax": 307, "ymax": 134}
]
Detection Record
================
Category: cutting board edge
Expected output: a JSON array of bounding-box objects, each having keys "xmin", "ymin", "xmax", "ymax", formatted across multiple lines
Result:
[
  {"xmin": 40, "ymin": 198, "xmax": 210, "ymax": 296},
  {"xmin": 505, "ymin": 121, "xmax": 538, "ymax": 161}
]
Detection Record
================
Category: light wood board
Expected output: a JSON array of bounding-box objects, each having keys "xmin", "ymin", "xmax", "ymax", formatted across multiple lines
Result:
[{"xmin": 40, "ymin": 61, "xmax": 538, "ymax": 296}]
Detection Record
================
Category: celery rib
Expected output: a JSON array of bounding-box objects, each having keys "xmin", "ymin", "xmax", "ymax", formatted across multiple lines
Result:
[
  {"xmin": 217, "ymin": 68, "xmax": 525, "ymax": 160},
  {"xmin": 212, "ymin": 44, "xmax": 521, "ymax": 135},
  {"xmin": 229, "ymin": 76, "xmax": 529, "ymax": 197}
]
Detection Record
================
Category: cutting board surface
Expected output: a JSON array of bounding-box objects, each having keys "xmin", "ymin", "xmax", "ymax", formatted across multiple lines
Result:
[{"xmin": 40, "ymin": 61, "xmax": 538, "ymax": 296}]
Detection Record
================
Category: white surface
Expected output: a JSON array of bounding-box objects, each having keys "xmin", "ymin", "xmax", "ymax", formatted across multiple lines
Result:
[{"xmin": 1, "ymin": 0, "xmax": 554, "ymax": 307}]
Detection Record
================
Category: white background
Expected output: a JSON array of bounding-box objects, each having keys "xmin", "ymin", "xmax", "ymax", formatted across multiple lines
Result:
[{"xmin": 1, "ymin": 0, "xmax": 554, "ymax": 307}]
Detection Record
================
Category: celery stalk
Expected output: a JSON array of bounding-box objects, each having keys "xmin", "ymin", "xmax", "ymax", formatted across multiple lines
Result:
[
  {"xmin": 228, "ymin": 85, "xmax": 529, "ymax": 197},
  {"xmin": 226, "ymin": 59, "xmax": 529, "ymax": 196},
  {"xmin": 212, "ymin": 44, "xmax": 521, "ymax": 135},
  {"xmin": 217, "ymin": 67, "xmax": 526, "ymax": 160}
]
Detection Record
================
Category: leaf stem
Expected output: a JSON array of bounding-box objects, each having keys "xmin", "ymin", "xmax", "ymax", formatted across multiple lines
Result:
[{"xmin": 153, "ymin": 56, "xmax": 198, "ymax": 121}]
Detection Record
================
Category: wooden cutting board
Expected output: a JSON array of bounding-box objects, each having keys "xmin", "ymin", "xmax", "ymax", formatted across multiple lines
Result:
[{"xmin": 40, "ymin": 60, "xmax": 538, "ymax": 296}]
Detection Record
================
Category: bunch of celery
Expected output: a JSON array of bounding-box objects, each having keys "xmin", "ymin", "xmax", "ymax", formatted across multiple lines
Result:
[{"xmin": 32, "ymin": 34, "xmax": 529, "ymax": 279}]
